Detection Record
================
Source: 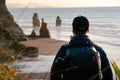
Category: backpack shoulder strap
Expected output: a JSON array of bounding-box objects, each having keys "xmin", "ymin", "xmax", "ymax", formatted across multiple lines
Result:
[
  {"xmin": 81, "ymin": 38, "xmax": 103, "ymax": 80},
  {"xmin": 93, "ymin": 45, "xmax": 103, "ymax": 80},
  {"xmin": 62, "ymin": 44, "xmax": 70, "ymax": 58}
]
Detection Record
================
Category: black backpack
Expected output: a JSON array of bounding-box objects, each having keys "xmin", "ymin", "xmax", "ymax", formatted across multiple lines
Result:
[{"xmin": 61, "ymin": 44, "xmax": 103, "ymax": 80}]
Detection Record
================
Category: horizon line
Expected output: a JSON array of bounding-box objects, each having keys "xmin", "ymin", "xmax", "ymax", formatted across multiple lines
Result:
[{"xmin": 7, "ymin": 6, "xmax": 120, "ymax": 9}]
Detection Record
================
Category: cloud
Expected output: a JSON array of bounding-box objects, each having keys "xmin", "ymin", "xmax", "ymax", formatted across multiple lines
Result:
[
  {"xmin": 6, "ymin": 0, "xmax": 120, "ymax": 8},
  {"xmin": 7, "ymin": 3, "xmax": 23, "ymax": 8}
]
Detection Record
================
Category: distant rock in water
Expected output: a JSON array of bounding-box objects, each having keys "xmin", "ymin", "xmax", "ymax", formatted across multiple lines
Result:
[
  {"xmin": 0, "ymin": 0, "xmax": 26, "ymax": 41},
  {"xmin": 39, "ymin": 18, "xmax": 50, "ymax": 38},
  {"xmin": 56, "ymin": 16, "xmax": 62, "ymax": 27},
  {"xmin": 30, "ymin": 30, "xmax": 36, "ymax": 37},
  {"xmin": 32, "ymin": 13, "xmax": 40, "ymax": 27}
]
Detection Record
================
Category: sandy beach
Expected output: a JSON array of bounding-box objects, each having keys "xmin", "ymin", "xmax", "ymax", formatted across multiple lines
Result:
[
  {"xmin": 10, "ymin": 37, "xmax": 119, "ymax": 80},
  {"xmin": 0, "ymin": 1, "xmax": 119, "ymax": 79},
  {"xmin": 3, "ymin": 32, "xmax": 117, "ymax": 80},
  {"xmin": 21, "ymin": 38, "xmax": 67, "ymax": 55},
  {"xmin": 11, "ymin": 38, "xmax": 67, "ymax": 80}
]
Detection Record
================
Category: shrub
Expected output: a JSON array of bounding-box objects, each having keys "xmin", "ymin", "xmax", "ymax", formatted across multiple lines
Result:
[
  {"xmin": 0, "ymin": 63, "xmax": 16, "ymax": 80},
  {"xmin": 111, "ymin": 60, "xmax": 120, "ymax": 79}
]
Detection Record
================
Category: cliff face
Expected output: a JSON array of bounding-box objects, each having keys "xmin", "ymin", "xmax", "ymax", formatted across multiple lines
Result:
[
  {"xmin": 0, "ymin": 29, "xmax": 26, "ymax": 62},
  {"xmin": 0, "ymin": 0, "xmax": 26, "ymax": 40}
]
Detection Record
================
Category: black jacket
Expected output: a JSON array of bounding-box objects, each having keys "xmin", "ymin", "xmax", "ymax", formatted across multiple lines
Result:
[{"xmin": 50, "ymin": 34, "xmax": 113, "ymax": 80}]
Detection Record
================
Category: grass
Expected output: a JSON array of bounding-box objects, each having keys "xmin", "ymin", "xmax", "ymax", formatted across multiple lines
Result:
[
  {"xmin": 111, "ymin": 60, "xmax": 120, "ymax": 79},
  {"xmin": 0, "ymin": 63, "xmax": 22, "ymax": 80}
]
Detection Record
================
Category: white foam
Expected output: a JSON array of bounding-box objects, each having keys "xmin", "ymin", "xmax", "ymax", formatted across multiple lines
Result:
[{"xmin": 10, "ymin": 55, "xmax": 55, "ymax": 73}]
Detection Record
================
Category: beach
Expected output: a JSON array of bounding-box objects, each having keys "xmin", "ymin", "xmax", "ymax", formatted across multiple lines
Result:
[
  {"xmin": 11, "ymin": 38, "xmax": 66, "ymax": 80},
  {"xmin": 8, "ymin": 7, "xmax": 120, "ymax": 80},
  {"xmin": 21, "ymin": 38, "xmax": 67, "ymax": 55},
  {"xmin": 10, "ymin": 37, "xmax": 119, "ymax": 80}
]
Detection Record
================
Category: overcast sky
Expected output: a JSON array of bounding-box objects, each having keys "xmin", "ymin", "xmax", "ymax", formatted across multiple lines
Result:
[{"xmin": 6, "ymin": 0, "xmax": 120, "ymax": 8}]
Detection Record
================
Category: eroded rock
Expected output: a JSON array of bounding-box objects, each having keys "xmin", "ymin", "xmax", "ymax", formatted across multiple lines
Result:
[
  {"xmin": 30, "ymin": 30, "xmax": 36, "ymax": 37},
  {"xmin": 23, "ymin": 47, "xmax": 38, "ymax": 57},
  {"xmin": 56, "ymin": 16, "xmax": 62, "ymax": 27},
  {"xmin": 32, "ymin": 13, "xmax": 40, "ymax": 27},
  {"xmin": 39, "ymin": 18, "xmax": 50, "ymax": 38},
  {"xmin": 0, "ymin": 0, "xmax": 26, "ymax": 41}
]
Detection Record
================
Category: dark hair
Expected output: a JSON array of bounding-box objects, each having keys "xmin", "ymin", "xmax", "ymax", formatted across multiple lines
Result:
[{"xmin": 72, "ymin": 16, "xmax": 89, "ymax": 35}]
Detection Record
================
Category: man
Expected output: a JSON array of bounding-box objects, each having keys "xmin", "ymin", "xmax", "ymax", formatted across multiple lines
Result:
[{"xmin": 50, "ymin": 16, "xmax": 113, "ymax": 80}]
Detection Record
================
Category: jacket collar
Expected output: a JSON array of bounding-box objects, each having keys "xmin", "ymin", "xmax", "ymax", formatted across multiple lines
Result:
[{"xmin": 69, "ymin": 34, "xmax": 93, "ymax": 47}]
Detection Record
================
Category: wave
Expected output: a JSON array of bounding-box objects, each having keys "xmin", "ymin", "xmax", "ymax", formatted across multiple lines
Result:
[{"xmin": 89, "ymin": 34, "xmax": 120, "ymax": 47}]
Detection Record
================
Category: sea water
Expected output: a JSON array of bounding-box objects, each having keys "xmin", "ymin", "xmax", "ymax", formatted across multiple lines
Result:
[{"xmin": 9, "ymin": 7, "xmax": 120, "ymax": 65}]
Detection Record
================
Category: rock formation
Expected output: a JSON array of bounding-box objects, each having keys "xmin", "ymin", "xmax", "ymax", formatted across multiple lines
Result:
[
  {"xmin": 0, "ymin": 29, "xmax": 26, "ymax": 62},
  {"xmin": 0, "ymin": 46, "xmax": 15, "ymax": 62},
  {"xmin": 56, "ymin": 16, "xmax": 62, "ymax": 27},
  {"xmin": 32, "ymin": 13, "xmax": 40, "ymax": 27},
  {"xmin": 30, "ymin": 30, "xmax": 36, "ymax": 37},
  {"xmin": 0, "ymin": 0, "xmax": 26, "ymax": 41},
  {"xmin": 39, "ymin": 18, "xmax": 50, "ymax": 38},
  {"xmin": 0, "ymin": 0, "xmax": 39, "ymax": 61},
  {"xmin": 23, "ymin": 47, "xmax": 38, "ymax": 57},
  {"xmin": 0, "ymin": 29, "xmax": 39, "ymax": 61}
]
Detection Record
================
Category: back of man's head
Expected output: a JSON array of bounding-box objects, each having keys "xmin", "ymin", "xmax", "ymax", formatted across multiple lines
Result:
[{"xmin": 72, "ymin": 16, "xmax": 89, "ymax": 35}]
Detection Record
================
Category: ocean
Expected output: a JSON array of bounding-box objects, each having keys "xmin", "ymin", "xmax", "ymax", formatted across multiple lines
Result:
[
  {"xmin": 8, "ymin": 7, "xmax": 120, "ymax": 79},
  {"xmin": 9, "ymin": 7, "xmax": 120, "ymax": 64}
]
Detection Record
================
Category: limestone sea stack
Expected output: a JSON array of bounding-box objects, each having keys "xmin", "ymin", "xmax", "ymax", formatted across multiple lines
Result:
[
  {"xmin": 30, "ymin": 30, "xmax": 36, "ymax": 37},
  {"xmin": 0, "ymin": 0, "xmax": 26, "ymax": 41},
  {"xmin": 56, "ymin": 16, "xmax": 62, "ymax": 27},
  {"xmin": 32, "ymin": 13, "xmax": 40, "ymax": 27},
  {"xmin": 39, "ymin": 18, "xmax": 50, "ymax": 38}
]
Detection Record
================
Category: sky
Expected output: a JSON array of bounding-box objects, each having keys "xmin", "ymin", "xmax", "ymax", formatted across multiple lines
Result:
[{"xmin": 6, "ymin": 0, "xmax": 120, "ymax": 8}]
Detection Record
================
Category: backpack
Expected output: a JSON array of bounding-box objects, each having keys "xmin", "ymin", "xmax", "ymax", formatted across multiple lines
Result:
[{"xmin": 61, "ymin": 44, "xmax": 103, "ymax": 80}]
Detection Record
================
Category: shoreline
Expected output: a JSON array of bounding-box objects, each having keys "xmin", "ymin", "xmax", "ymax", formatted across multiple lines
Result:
[
  {"xmin": 10, "ymin": 37, "xmax": 118, "ymax": 80},
  {"xmin": 12, "ymin": 38, "xmax": 66, "ymax": 79},
  {"xmin": 21, "ymin": 38, "xmax": 67, "ymax": 55}
]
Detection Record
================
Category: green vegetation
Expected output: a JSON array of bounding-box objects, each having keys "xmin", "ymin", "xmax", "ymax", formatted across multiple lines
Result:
[
  {"xmin": 0, "ymin": 29, "xmax": 24, "ymax": 79},
  {"xmin": 111, "ymin": 60, "xmax": 120, "ymax": 79},
  {"xmin": 0, "ymin": 63, "xmax": 21, "ymax": 80}
]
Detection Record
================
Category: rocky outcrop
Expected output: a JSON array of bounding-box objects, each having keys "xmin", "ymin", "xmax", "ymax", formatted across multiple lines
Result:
[
  {"xmin": 39, "ymin": 18, "xmax": 50, "ymax": 38},
  {"xmin": 56, "ymin": 16, "xmax": 62, "ymax": 27},
  {"xmin": 0, "ymin": 29, "xmax": 39, "ymax": 61},
  {"xmin": 30, "ymin": 30, "xmax": 36, "ymax": 37},
  {"xmin": 32, "ymin": 13, "xmax": 40, "ymax": 27},
  {"xmin": 0, "ymin": 0, "xmax": 26, "ymax": 41},
  {"xmin": 23, "ymin": 47, "xmax": 38, "ymax": 57},
  {"xmin": 0, "ymin": 29, "xmax": 26, "ymax": 62},
  {"xmin": 0, "ymin": 46, "xmax": 15, "ymax": 62}
]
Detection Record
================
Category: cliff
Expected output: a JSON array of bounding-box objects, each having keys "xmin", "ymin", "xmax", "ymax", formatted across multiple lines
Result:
[{"xmin": 0, "ymin": 0, "xmax": 26, "ymax": 40}]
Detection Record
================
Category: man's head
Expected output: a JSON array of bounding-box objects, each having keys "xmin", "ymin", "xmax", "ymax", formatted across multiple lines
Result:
[{"xmin": 72, "ymin": 16, "xmax": 89, "ymax": 35}]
